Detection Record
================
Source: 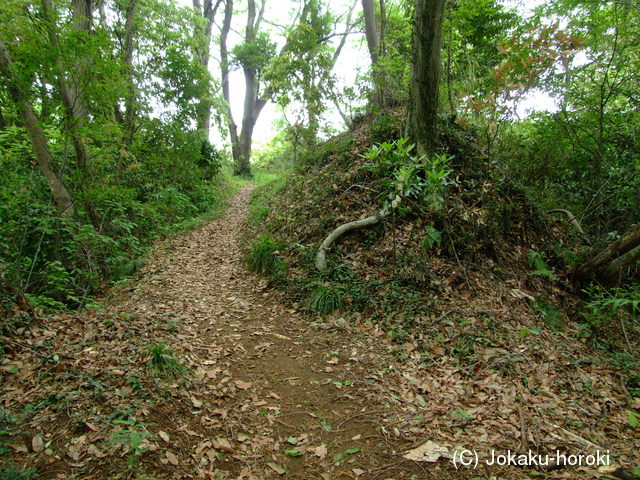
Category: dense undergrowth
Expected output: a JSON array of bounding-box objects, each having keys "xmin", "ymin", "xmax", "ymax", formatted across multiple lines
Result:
[
  {"xmin": 0, "ymin": 128, "xmax": 235, "ymax": 316},
  {"xmin": 244, "ymin": 110, "xmax": 640, "ymax": 397}
]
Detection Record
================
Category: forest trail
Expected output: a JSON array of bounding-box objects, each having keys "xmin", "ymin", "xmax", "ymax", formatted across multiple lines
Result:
[
  {"xmin": 4, "ymin": 186, "xmax": 637, "ymax": 480},
  {"xmin": 86, "ymin": 185, "xmax": 436, "ymax": 479}
]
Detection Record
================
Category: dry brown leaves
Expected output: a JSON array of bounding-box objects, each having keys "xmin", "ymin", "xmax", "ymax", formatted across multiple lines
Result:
[{"xmin": 1, "ymin": 186, "xmax": 638, "ymax": 480}]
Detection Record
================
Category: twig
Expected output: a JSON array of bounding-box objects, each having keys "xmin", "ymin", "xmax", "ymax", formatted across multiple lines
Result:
[
  {"xmin": 517, "ymin": 400, "xmax": 528, "ymax": 451},
  {"xmin": 336, "ymin": 410, "xmax": 389, "ymax": 430},
  {"xmin": 619, "ymin": 317, "xmax": 632, "ymax": 353},
  {"xmin": 430, "ymin": 309, "xmax": 461, "ymax": 325}
]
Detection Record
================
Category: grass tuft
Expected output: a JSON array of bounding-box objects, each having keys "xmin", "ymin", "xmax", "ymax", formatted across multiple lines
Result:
[
  {"xmin": 308, "ymin": 285, "xmax": 342, "ymax": 314},
  {"xmin": 146, "ymin": 343, "xmax": 190, "ymax": 380},
  {"xmin": 247, "ymin": 236, "xmax": 285, "ymax": 275}
]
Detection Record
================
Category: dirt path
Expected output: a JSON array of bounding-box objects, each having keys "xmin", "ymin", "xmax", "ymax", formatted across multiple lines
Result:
[
  {"xmin": 4, "ymin": 187, "xmax": 637, "ymax": 480},
  {"xmin": 103, "ymin": 186, "xmax": 433, "ymax": 479}
]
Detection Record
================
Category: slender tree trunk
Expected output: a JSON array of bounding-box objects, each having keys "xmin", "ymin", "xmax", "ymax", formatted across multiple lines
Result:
[
  {"xmin": 123, "ymin": 0, "xmax": 138, "ymax": 147},
  {"xmin": 362, "ymin": 0, "xmax": 379, "ymax": 65},
  {"xmin": 0, "ymin": 40, "xmax": 74, "ymax": 216},
  {"xmin": 361, "ymin": 0, "xmax": 382, "ymax": 107},
  {"xmin": 192, "ymin": 0, "xmax": 221, "ymax": 134},
  {"xmin": 410, "ymin": 0, "xmax": 446, "ymax": 156},
  {"xmin": 220, "ymin": 0, "xmax": 241, "ymax": 165},
  {"xmin": 42, "ymin": 0, "xmax": 101, "ymax": 229},
  {"xmin": 42, "ymin": 0, "xmax": 89, "ymax": 174}
]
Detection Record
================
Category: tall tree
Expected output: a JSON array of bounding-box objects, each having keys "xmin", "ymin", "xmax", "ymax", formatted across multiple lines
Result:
[
  {"xmin": 41, "ymin": 0, "xmax": 102, "ymax": 228},
  {"xmin": 122, "ymin": 0, "xmax": 138, "ymax": 146},
  {"xmin": 264, "ymin": 0, "xmax": 356, "ymax": 142},
  {"xmin": 192, "ymin": 0, "xmax": 222, "ymax": 134},
  {"xmin": 0, "ymin": 39, "xmax": 75, "ymax": 216},
  {"xmin": 219, "ymin": 0, "xmax": 242, "ymax": 170},
  {"xmin": 410, "ymin": 0, "xmax": 446, "ymax": 155},
  {"xmin": 361, "ymin": 0, "xmax": 392, "ymax": 107}
]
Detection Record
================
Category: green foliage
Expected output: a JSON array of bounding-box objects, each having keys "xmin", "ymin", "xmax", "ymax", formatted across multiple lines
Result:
[
  {"xmin": 146, "ymin": 343, "xmax": 190, "ymax": 380},
  {"xmin": 527, "ymin": 249, "xmax": 560, "ymax": 281},
  {"xmin": 231, "ymin": 32, "xmax": 277, "ymax": 72},
  {"xmin": 308, "ymin": 285, "xmax": 342, "ymax": 314},
  {"xmin": 263, "ymin": 1, "xmax": 335, "ymax": 142},
  {"xmin": 108, "ymin": 419, "xmax": 153, "ymax": 468},
  {"xmin": 0, "ymin": 0, "xmax": 227, "ymax": 310},
  {"xmin": 584, "ymin": 284, "xmax": 640, "ymax": 318},
  {"xmin": 611, "ymin": 352, "xmax": 640, "ymax": 397},
  {"xmin": 532, "ymin": 298, "xmax": 565, "ymax": 330},
  {"xmin": 247, "ymin": 236, "xmax": 285, "ymax": 276},
  {"xmin": 362, "ymin": 138, "xmax": 454, "ymax": 212},
  {"xmin": 0, "ymin": 465, "xmax": 37, "ymax": 480},
  {"xmin": 421, "ymin": 225, "xmax": 442, "ymax": 251}
]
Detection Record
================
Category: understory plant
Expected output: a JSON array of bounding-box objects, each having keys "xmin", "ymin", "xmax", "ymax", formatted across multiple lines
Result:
[
  {"xmin": 361, "ymin": 138, "xmax": 454, "ymax": 213},
  {"xmin": 247, "ymin": 236, "xmax": 285, "ymax": 275},
  {"xmin": 147, "ymin": 343, "xmax": 190, "ymax": 380}
]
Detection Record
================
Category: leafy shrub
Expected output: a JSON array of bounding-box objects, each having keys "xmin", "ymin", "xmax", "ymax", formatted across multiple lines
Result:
[
  {"xmin": 362, "ymin": 138, "xmax": 454, "ymax": 212},
  {"xmin": 308, "ymin": 285, "xmax": 342, "ymax": 314},
  {"xmin": 527, "ymin": 249, "xmax": 559, "ymax": 281},
  {"xmin": 108, "ymin": 419, "xmax": 153, "ymax": 468},
  {"xmin": 247, "ymin": 236, "xmax": 285, "ymax": 275}
]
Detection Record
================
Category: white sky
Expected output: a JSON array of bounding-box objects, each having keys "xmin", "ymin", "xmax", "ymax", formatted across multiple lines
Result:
[
  {"xmin": 179, "ymin": 0, "xmax": 561, "ymax": 148},
  {"xmin": 177, "ymin": 0, "xmax": 367, "ymax": 148}
]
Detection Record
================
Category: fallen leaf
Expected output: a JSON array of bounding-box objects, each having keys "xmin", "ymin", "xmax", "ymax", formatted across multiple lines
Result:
[
  {"xmin": 353, "ymin": 469, "xmax": 365, "ymax": 476},
  {"xmin": 234, "ymin": 380, "xmax": 253, "ymax": 390},
  {"xmin": 212, "ymin": 438, "xmax": 235, "ymax": 453},
  {"xmin": 32, "ymin": 435, "xmax": 45, "ymax": 453},
  {"xmin": 314, "ymin": 444, "xmax": 328, "ymax": 459},
  {"xmin": 266, "ymin": 462, "xmax": 286, "ymax": 475},
  {"xmin": 11, "ymin": 444, "xmax": 29, "ymax": 453},
  {"xmin": 166, "ymin": 451, "xmax": 179, "ymax": 466},
  {"xmin": 403, "ymin": 441, "xmax": 450, "ymax": 462},
  {"xmin": 158, "ymin": 431, "xmax": 170, "ymax": 443}
]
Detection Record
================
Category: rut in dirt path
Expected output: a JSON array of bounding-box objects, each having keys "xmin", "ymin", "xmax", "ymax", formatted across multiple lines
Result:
[{"xmin": 116, "ymin": 186, "xmax": 432, "ymax": 479}]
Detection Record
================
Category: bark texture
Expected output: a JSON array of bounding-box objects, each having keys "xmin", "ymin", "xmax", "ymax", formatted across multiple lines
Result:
[
  {"xmin": 573, "ymin": 223, "xmax": 640, "ymax": 285},
  {"xmin": 192, "ymin": 0, "xmax": 221, "ymax": 133},
  {"xmin": 409, "ymin": 0, "xmax": 446, "ymax": 156},
  {"xmin": 315, "ymin": 209, "xmax": 389, "ymax": 271}
]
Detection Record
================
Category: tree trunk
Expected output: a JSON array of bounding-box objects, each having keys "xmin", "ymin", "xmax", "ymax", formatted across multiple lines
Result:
[
  {"xmin": 409, "ymin": 0, "xmax": 446, "ymax": 156},
  {"xmin": 0, "ymin": 40, "xmax": 75, "ymax": 216},
  {"xmin": 42, "ymin": 0, "xmax": 89, "ymax": 174},
  {"xmin": 192, "ymin": 0, "xmax": 221, "ymax": 134},
  {"xmin": 220, "ymin": 0, "xmax": 242, "ymax": 167},
  {"xmin": 123, "ymin": 0, "xmax": 138, "ymax": 147},
  {"xmin": 42, "ymin": 0, "xmax": 101, "ymax": 229},
  {"xmin": 236, "ymin": 67, "xmax": 266, "ymax": 176},
  {"xmin": 362, "ymin": 0, "xmax": 379, "ymax": 66},
  {"xmin": 573, "ymin": 223, "xmax": 640, "ymax": 285}
]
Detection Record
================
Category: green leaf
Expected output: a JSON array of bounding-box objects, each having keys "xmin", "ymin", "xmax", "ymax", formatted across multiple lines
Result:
[
  {"xmin": 344, "ymin": 447, "xmax": 360, "ymax": 455},
  {"xmin": 629, "ymin": 411, "xmax": 639, "ymax": 428},
  {"xmin": 287, "ymin": 437, "xmax": 298, "ymax": 445},
  {"xmin": 284, "ymin": 448, "xmax": 303, "ymax": 457}
]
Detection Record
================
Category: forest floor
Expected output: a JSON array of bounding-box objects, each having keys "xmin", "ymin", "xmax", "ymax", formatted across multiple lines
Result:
[{"xmin": 1, "ymin": 186, "xmax": 638, "ymax": 480}]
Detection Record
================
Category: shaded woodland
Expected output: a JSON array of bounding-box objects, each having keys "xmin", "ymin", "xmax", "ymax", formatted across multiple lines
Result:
[{"xmin": 1, "ymin": 0, "xmax": 639, "ymax": 478}]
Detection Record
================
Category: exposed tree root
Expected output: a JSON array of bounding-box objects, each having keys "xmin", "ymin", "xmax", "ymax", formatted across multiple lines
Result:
[
  {"xmin": 546, "ymin": 209, "xmax": 585, "ymax": 235},
  {"xmin": 315, "ymin": 208, "xmax": 389, "ymax": 271}
]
